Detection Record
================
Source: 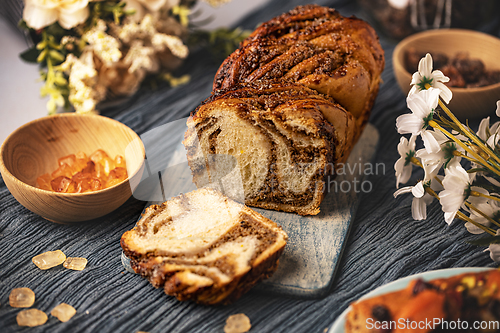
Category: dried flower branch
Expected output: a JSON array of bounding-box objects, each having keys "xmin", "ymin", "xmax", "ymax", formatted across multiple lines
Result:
[
  {"xmin": 19, "ymin": 0, "xmax": 244, "ymax": 114},
  {"xmin": 395, "ymin": 53, "xmax": 500, "ymax": 261}
]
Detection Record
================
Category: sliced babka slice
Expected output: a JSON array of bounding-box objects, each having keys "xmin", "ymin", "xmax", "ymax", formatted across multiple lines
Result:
[
  {"xmin": 121, "ymin": 187, "xmax": 287, "ymax": 305},
  {"xmin": 184, "ymin": 82, "xmax": 356, "ymax": 215}
]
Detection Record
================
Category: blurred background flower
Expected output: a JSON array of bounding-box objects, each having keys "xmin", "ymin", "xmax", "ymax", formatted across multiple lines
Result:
[{"xmin": 8, "ymin": 0, "xmax": 248, "ymax": 114}]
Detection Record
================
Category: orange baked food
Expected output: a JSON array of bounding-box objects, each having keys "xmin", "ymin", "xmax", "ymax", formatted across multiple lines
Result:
[{"xmin": 345, "ymin": 269, "xmax": 500, "ymax": 333}]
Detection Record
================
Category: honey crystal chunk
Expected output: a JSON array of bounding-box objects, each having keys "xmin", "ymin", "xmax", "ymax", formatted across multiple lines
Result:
[
  {"xmin": 58, "ymin": 154, "xmax": 76, "ymax": 167},
  {"xmin": 52, "ymin": 163, "xmax": 76, "ymax": 179},
  {"xmin": 17, "ymin": 309, "xmax": 48, "ymax": 327},
  {"xmin": 64, "ymin": 257, "xmax": 87, "ymax": 271},
  {"xmin": 72, "ymin": 172, "xmax": 92, "ymax": 193},
  {"xmin": 32, "ymin": 250, "xmax": 66, "ymax": 270},
  {"xmin": 106, "ymin": 167, "xmax": 128, "ymax": 188},
  {"xmin": 36, "ymin": 173, "xmax": 52, "ymax": 191},
  {"xmin": 115, "ymin": 155, "xmax": 126, "ymax": 168},
  {"xmin": 51, "ymin": 303, "xmax": 76, "ymax": 322},
  {"xmin": 37, "ymin": 149, "xmax": 127, "ymax": 193},
  {"xmin": 9, "ymin": 287, "xmax": 35, "ymax": 308},
  {"xmin": 90, "ymin": 177, "xmax": 102, "ymax": 191},
  {"xmin": 224, "ymin": 313, "xmax": 251, "ymax": 333},
  {"xmin": 93, "ymin": 162, "xmax": 106, "ymax": 180},
  {"xmin": 75, "ymin": 151, "xmax": 88, "ymax": 170},
  {"xmin": 90, "ymin": 149, "xmax": 109, "ymax": 164},
  {"xmin": 51, "ymin": 176, "xmax": 75, "ymax": 193}
]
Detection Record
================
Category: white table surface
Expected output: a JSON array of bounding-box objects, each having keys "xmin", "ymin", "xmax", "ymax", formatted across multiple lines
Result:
[{"xmin": 0, "ymin": 0, "xmax": 269, "ymax": 144}]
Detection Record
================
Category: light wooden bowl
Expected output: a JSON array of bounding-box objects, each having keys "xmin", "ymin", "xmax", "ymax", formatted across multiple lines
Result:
[
  {"xmin": 0, "ymin": 114, "xmax": 145, "ymax": 223},
  {"xmin": 393, "ymin": 29, "xmax": 500, "ymax": 119}
]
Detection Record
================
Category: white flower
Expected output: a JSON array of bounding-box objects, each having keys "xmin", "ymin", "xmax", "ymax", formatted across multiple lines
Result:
[
  {"xmin": 496, "ymin": 100, "xmax": 500, "ymax": 118},
  {"xmin": 487, "ymin": 230, "xmax": 500, "ymax": 262},
  {"xmin": 465, "ymin": 201, "xmax": 497, "ymax": 234},
  {"xmin": 483, "ymin": 176, "xmax": 500, "ymax": 189},
  {"xmin": 123, "ymin": 41, "xmax": 159, "ymax": 73},
  {"xmin": 83, "ymin": 21, "xmax": 122, "ymax": 66},
  {"xmin": 416, "ymin": 130, "xmax": 462, "ymax": 181},
  {"xmin": 439, "ymin": 161, "xmax": 470, "ymax": 224},
  {"xmin": 23, "ymin": 0, "xmax": 89, "ymax": 30},
  {"xmin": 477, "ymin": 116, "xmax": 500, "ymax": 149},
  {"xmin": 394, "ymin": 181, "xmax": 433, "ymax": 220},
  {"xmin": 387, "ymin": 0, "xmax": 410, "ymax": 9},
  {"xmin": 151, "ymin": 34, "xmax": 188, "ymax": 59},
  {"xmin": 394, "ymin": 135, "xmax": 416, "ymax": 188},
  {"xmin": 123, "ymin": 0, "xmax": 146, "ymax": 23},
  {"xmin": 397, "ymin": 88, "xmax": 441, "ymax": 153},
  {"xmin": 409, "ymin": 53, "xmax": 453, "ymax": 104},
  {"xmin": 60, "ymin": 52, "xmax": 105, "ymax": 114},
  {"xmin": 419, "ymin": 152, "xmax": 443, "ymax": 182},
  {"xmin": 137, "ymin": 0, "xmax": 179, "ymax": 12}
]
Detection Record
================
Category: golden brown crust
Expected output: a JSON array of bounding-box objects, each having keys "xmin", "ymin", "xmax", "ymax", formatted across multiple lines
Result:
[{"xmin": 213, "ymin": 4, "xmax": 385, "ymax": 126}]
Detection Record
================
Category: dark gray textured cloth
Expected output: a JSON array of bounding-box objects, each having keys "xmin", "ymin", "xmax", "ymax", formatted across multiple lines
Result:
[{"xmin": 1, "ymin": 0, "xmax": 499, "ymax": 332}]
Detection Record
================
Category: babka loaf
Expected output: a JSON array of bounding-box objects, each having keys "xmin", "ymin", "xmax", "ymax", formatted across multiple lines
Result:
[
  {"xmin": 184, "ymin": 83, "xmax": 355, "ymax": 215},
  {"xmin": 345, "ymin": 269, "xmax": 500, "ymax": 333},
  {"xmin": 184, "ymin": 5, "xmax": 384, "ymax": 215},
  {"xmin": 121, "ymin": 188, "xmax": 287, "ymax": 305}
]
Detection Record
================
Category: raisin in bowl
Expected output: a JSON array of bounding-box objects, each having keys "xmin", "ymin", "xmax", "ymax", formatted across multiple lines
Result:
[
  {"xmin": 0, "ymin": 114, "xmax": 145, "ymax": 223},
  {"xmin": 393, "ymin": 29, "xmax": 500, "ymax": 119}
]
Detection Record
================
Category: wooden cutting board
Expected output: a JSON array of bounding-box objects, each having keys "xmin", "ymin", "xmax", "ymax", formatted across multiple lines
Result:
[{"xmin": 122, "ymin": 120, "xmax": 379, "ymax": 298}]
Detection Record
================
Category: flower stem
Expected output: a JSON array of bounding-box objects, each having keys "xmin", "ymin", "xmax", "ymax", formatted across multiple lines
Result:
[
  {"xmin": 438, "ymin": 99, "xmax": 500, "ymax": 167},
  {"xmin": 453, "ymin": 151, "xmax": 481, "ymax": 165},
  {"xmin": 470, "ymin": 191, "xmax": 500, "ymax": 203},
  {"xmin": 425, "ymin": 187, "xmax": 439, "ymax": 199},
  {"xmin": 465, "ymin": 201, "xmax": 500, "ymax": 229},
  {"xmin": 455, "ymin": 211, "xmax": 496, "ymax": 235},
  {"xmin": 410, "ymin": 157, "xmax": 423, "ymax": 168},
  {"xmin": 429, "ymin": 120, "xmax": 500, "ymax": 178}
]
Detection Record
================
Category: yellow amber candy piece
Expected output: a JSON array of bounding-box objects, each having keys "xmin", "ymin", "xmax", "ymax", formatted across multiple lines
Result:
[
  {"xmin": 16, "ymin": 309, "xmax": 48, "ymax": 327},
  {"xmin": 63, "ymin": 257, "xmax": 88, "ymax": 271},
  {"xmin": 51, "ymin": 303, "xmax": 76, "ymax": 322},
  {"xmin": 224, "ymin": 314, "xmax": 251, "ymax": 333},
  {"xmin": 9, "ymin": 287, "xmax": 35, "ymax": 308},
  {"xmin": 32, "ymin": 250, "xmax": 66, "ymax": 270},
  {"xmin": 461, "ymin": 275, "xmax": 476, "ymax": 289}
]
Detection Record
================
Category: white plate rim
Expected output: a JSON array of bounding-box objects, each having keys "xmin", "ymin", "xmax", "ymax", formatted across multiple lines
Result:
[{"xmin": 329, "ymin": 267, "xmax": 494, "ymax": 333}]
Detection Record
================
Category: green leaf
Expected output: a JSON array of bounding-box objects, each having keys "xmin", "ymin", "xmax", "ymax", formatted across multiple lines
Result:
[
  {"xmin": 18, "ymin": 19, "xmax": 30, "ymax": 30},
  {"xmin": 468, "ymin": 235, "xmax": 500, "ymax": 246},
  {"xmin": 20, "ymin": 47, "xmax": 40, "ymax": 63},
  {"xmin": 37, "ymin": 49, "xmax": 48, "ymax": 63},
  {"xmin": 49, "ymin": 50, "xmax": 65, "ymax": 63}
]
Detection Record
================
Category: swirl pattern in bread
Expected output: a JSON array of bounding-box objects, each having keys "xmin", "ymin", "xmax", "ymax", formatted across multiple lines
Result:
[
  {"xmin": 185, "ymin": 5, "xmax": 384, "ymax": 215},
  {"xmin": 121, "ymin": 188, "xmax": 287, "ymax": 305}
]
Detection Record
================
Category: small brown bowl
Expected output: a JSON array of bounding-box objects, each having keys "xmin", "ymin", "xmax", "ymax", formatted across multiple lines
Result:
[
  {"xmin": 393, "ymin": 29, "xmax": 500, "ymax": 119},
  {"xmin": 0, "ymin": 113, "xmax": 145, "ymax": 223}
]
